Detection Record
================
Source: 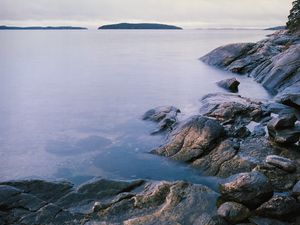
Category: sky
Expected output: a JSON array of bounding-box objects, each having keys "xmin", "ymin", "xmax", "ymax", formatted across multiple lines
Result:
[{"xmin": 0, "ymin": 0, "xmax": 294, "ymax": 29}]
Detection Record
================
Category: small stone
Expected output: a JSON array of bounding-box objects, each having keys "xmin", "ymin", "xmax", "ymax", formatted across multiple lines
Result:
[
  {"xmin": 218, "ymin": 202, "xmax": 250, "ymax": 223},
  {"xmin": 219, "ymin": 172, "xmax": 273, "ymax": 208},
  {"xmin": 217, "ymin": 78, "xmax": 240, "ymax": 93},
  {"xmin": 292, "ymin": 181, "xmax": 300, "ymax": 197},
  {"xmin": 255, "ymin": 195, "xmax": 299, "ymax": 217},
  {"xmin": 265, "ymin": 155, "xmax": 297, "ymax": 173}
]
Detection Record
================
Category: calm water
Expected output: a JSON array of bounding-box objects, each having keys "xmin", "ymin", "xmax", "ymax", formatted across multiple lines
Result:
[{"xmin": 0, "ymin": 30, "xmax": 272, "ymax": 186}]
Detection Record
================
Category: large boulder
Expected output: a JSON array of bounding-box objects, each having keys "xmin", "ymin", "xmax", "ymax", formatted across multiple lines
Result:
[
  {"xmin": 219, "ymin": 172, "xmax": 273, "ymax": 208},
  {"xmin": 153, "ymin": 115, "xmax": 224, "ymax": 162}
]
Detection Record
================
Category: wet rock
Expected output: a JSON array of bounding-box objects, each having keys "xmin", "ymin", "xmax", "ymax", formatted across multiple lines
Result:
[
  {"xmin": 219, "ymin": 172, "xmax": 273, "ymax": 208},
  {"xmin": 153, "ymin": 115, "xmax": 224, "ymax": 162},
  {"xmin": 217, "ymin": 78, "xmax": 240, "ymax": 93},
  {"xmin": 217, "ymin": 202, "xmax": 250, "ymax": 223},
  {"xmin": 267, "ymin": 114, "xmax": 297, "ymax": 130},
  {"xmin": 267, "ymin": 124, "xmax": 300, "ymax": 145},
  {"xmin": 292, "ymin": 180, "xmax": 300, "ymax": 197},
  {"xmin": 142, "ymin": 106, "xmax": 181, "ymax": 134},
  {"xmin": 255, "ymin": 195, "xmax": 299, "ymax": 218},
  {"xmin": 265, "ymin": 155, "xmax": 297, "ymax": 173}
]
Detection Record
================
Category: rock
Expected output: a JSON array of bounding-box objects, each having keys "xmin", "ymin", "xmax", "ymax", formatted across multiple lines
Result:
[
  {"xmin": 192, "ymin": 139, "xmax": 239, "ymax": 176},
  {"xmin": 219, "ymin": 172, "xmax": 273, "ymax": 208},
  {"xmin": 199, "ymin": 93, "xmax": 263, "ymax": 122},
  {"xmin": 217, "ymin": 202, "xmax": 250, "ymax": 223},
  {"xmin": 201, "ymin": 32, "xmax": 300, "ymax": 104},
  {"xmin": 142, "ymin": 106, "xmax": 181, "ymax": 134},
  {"xmin": 253, "ymin": 164, "xmax": 297, "ymax": 191},
  {"xmin": 275, "ymin": 83, "xmax": 300, "ymax": 109},
  {"xmin": 255, "ymin": 195, "xmax": 299, "ymax": 218},
  {"xmin": 249, "ymin": 217, "xmax": 292, "ymax": 225},
  {"xmin": 200, "ymin": 43, "xmax": 256, "ymax": 72},
  {"xmin": 1, "ymin": 179, "xmax": 73, "ymax": 203},
  {"xmin": 265, "ymin": 155, "xmax": 297, "ymax": 173},
  {"xmin": 267, "ymin": 114, "xmax": 297, "ymax": 130},
  {"xmin": 267, "ymin": 124, "xmax": 300, "ymax": 144},
  {"xmin": 0, "ymin": 179, "xmax": 223, "ymax": 225},
  {"xmin": 292, "ymin": 180, "xmax": 300, "ymax": 197},
  {"xmin": 152, "ymin": 115, "xmax": 224, "ymax": 162},
  {"xmin": 217, "ymin": 78, "xmax": 240, "ymax": 92}
]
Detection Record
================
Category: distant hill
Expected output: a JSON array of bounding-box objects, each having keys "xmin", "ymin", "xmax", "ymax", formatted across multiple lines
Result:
[
  {"xmin": 0, "ymin": 26, "xmax": 87, "ymax": 30},
  {"xmin": 98, "ymin": 23, "xmax": 182, "ymax": 30},
  {"xmin": 265, "ymin": 26, "xmax": 287, "ymax": 30}
]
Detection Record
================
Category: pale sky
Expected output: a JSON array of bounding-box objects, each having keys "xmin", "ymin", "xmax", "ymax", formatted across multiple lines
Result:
[{"xmin": 0, "ymin": 0, "xmax": 294, "ymax": 29}]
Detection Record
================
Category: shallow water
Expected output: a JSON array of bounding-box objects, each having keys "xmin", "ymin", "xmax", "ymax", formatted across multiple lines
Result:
[{"xmin": 0, "ymin": 30, "xmax": 272, "ymax": 186}]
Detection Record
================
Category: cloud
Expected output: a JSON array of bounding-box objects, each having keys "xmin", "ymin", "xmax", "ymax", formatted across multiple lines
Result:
[{"xmin": 0, "ymin": 0, "xmax": 294, "ymax": 28}]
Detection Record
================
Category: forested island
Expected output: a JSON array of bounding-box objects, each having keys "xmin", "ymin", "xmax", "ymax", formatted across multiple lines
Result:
[
  {"xmin": 98, "ymin": 23, "xmax": 182, "ymax": 30},
  {"xmin": 0, "ymin": 26, "xmax": 87, "ymax": 30}
]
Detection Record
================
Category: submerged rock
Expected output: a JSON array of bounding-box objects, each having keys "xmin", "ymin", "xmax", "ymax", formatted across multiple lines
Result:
[
  {"xmin": 217, "ymin": 78, "xmax": 240, "ymax": 93},
  {"xmin": 217, "ymin": 202, "xmax": 250, "ymax": 223},
  {"xmin": 153, "ymin": 115, "xmax": 224, "ymax": 162},
  {"xmin": 219, "ymin": 172, "xmax": 273, "ymax": 208},
  {"xmin": 142, "ymin": 106, "xmax": 181, "ymax": 134},
  {"xmin": 265, "ymin": 155, "xmax": 297, "ymax": 173}
]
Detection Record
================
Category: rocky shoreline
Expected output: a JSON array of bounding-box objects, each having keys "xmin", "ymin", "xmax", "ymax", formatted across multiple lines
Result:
[{"xmin": 1, "ymin": 31, "xmax": 300, "ymax": 225}]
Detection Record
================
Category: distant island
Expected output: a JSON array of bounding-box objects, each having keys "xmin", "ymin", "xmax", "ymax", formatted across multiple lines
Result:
[
  {"xmin": 0, "ymin": 26, "xmax": 87, "ymax": 30},
  {"xmin": 98, "ymin": 23, "xmax": 182, "ymax": 30},
  {"xmin": 264, "ymin": 26, "xmax": 287, "ymax": 30}
]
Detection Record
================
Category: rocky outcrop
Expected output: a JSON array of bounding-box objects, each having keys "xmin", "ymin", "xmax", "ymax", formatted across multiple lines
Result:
[
  {"xmin": 0, "ymin": 179, "xmax": 222, "ymax": 225},
  {"xmin": 200, "ymin": 31, "xmax": 300, "ymax": 109}
]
